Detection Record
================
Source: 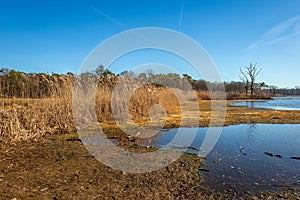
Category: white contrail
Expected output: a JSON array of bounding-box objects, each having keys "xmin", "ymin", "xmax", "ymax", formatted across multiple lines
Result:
[
  {"xmin": 90, "ymin": 5, "xmax": 128, "ymax": 29},
  {"xmin": 179, "ymin": 0, "xmax": 184, "ymax": 32},
  {"xmin": 89, "ymin": 5, "xmax": 152, "ymax": 42},
  {"xmin": 247, "ymin": 15, "xmax": 300, "ymax": 50}
]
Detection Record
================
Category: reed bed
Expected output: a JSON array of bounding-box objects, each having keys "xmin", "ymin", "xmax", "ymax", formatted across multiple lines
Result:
[
  {"xmin": 2, "ymin": 72, "xmax": 271, "ymax": 142},
  {"xmin": 0, "ymin": 76, "xmax": 201, "ymax": 142},
  {"xmin": 0, "ymin": 97, "xmax": 75, "ymax": 142}
]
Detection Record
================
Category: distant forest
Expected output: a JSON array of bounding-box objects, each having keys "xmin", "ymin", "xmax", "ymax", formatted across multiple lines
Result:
[
  {"xmin": 0, "ymin": 67, "xmax": 299, "ymax": 99},
  {"xmin": 265, "ymin": 86, "xmax": 300, "ymax": 96}
]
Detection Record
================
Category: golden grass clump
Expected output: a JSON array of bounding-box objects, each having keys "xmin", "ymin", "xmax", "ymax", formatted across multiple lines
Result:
[
  {"xmin": 95, "ymin": 83, "xmax": 182, "ymax": 123},
  {"xmin": 0, "ymin": 98, "xmax": 75, "ymax": 142}
]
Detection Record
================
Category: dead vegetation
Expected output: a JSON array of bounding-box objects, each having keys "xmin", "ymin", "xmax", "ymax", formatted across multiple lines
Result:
[
  {"xmin": 0, "ymin": 97, "xmax": 75, "ymax": 142},
  {"xmin": 0, "ymin": 74, "xmax": 194, "ymax": 142},
  {"xmin": 0, "ymin": 70, "xmax": 297, "ymax": 142},
  {"xmin": 1, "ymin": 95, "xmax": 300, "ymax": 142}
]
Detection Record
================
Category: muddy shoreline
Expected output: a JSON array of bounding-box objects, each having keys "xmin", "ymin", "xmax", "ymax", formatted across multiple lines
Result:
[
  {"xmin": 1, "ymin": 102, "xmax": 300, "ymax": 199},
  {"xmin": 1, "ymin": 134, "xmax": 299, "ymax": 199}
]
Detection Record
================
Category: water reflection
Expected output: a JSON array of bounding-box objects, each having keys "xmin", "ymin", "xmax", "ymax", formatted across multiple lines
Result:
[
  {"xmin": 232, "ymin": 96, "xmax": 300, "ymax": 110},
  {"xmin": 150, "ymin": 124, "xmax": 300, "ymax": 195}
]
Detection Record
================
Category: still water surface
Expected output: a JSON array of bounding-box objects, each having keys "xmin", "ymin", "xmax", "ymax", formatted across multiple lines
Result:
[
  {"xmin": 150, "ymin": 124, "xmax": 300, "ymax": 194},
  {"xmin": 231, "ymin": 96, "xmax": 300, "ymax": 110}
]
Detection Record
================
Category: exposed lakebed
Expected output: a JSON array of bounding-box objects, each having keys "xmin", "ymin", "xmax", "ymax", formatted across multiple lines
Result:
[{"xmin": 147, "ymin": 124, "xmax": 300, "ymax": 195}]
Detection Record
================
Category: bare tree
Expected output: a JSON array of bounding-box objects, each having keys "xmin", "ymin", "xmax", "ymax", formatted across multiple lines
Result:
[
  {"xmin": 239, "ymin": 68, "xmax": 249, "ymax": 95},
  {"xmin": 240, "ymin": 63, "xmax": 262, "ymax": 96}
]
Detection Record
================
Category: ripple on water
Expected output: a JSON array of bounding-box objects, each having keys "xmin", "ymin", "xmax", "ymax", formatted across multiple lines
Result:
[{"xmin": 151, "ymin": 124, "xmax": 300, "ymax": 195}]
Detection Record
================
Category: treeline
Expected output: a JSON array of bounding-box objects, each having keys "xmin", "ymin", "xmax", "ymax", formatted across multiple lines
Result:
[
  {"xmin": 0, "ymin": 67, "xmax": 271, "ymax": 99},
  {"xmin": 265, "ymin": 86, "xmax": 300, "ymax": 96}
]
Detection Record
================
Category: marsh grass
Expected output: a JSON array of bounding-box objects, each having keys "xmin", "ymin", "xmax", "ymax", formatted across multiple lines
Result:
[
  {"xmin": 0, "ymin": 76, "xmax": 201, "ymax": 142},
  {"xmin": 0, "ymin": 97, "xmax": 75, "ymax": 141},
  {"xmin": 0, "ymin": 75, "xmax": 281, "ymax": 142}
]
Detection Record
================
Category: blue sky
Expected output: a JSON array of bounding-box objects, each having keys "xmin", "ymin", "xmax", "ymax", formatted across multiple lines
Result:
[{"xmin": 1, "ymin": 0, "xmax": 300, "ymax": 87}]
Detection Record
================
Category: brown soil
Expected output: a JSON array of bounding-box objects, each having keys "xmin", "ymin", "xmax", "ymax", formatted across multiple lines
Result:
[
  {"xmin": 1, "ymin": 134, "xmax": 299, "ymax": 200},
  {"xmin": 0, "ymin": 135, "xmax": 216, "ymax": 200}
]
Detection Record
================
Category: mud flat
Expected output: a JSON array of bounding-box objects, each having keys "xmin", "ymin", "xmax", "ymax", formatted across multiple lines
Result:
[
  {"xmin": 1, "ymin": 134, "xmax": 299, "ymax": 199},
  {"xmin": 1, "ymin": 100, "xmax": 300, "ymax": 199}
]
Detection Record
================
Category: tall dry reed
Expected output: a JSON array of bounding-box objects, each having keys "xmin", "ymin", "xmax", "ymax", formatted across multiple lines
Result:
[{"xmin": 1, "ymin": 75, "xmax": 196, "ymax": 142}]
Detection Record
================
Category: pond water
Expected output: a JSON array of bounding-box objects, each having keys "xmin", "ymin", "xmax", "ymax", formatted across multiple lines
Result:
[
  {"xmin": 149, "ymin": 124, "xmax": 300, "ymax": 195},
  {"xmin": 231, "ymin": 96, "xmax": 300, "ymax": 110}
]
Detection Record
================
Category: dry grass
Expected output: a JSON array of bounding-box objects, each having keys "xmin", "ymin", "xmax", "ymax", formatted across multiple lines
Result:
[
  {"xmin": 0, "ymin": 97, "xmax": 75, "ymax": 142},
  {"xmin": 0, "ymin": 76, "xmax": 297, "ymax": 142},
  {"xmin": 2, "ymin": 94, "xmax": 300, "ymax": 142},
  {"xmin": 0, "ymin": 80, "xmax": 195, "ymax": 142}
]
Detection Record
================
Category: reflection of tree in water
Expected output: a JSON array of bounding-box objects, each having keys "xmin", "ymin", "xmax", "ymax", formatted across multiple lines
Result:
[
  {"xmin": 246, "ymin": 101, "xmax": 255, "ymax": 108},
  {"xmin": 239, "ymin": 124, "xmax": 257, "ymax": 150},
  {"xmin": 247, "ymin": 123, "xmax": 257, "ymax": 135},
  {"xmin": 245, "ymin": 123, "xmax": 257, "ymax": 146}
]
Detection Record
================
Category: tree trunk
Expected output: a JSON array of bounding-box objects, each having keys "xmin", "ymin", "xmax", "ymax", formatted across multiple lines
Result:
[{"xmin": 250, "ymin": 82, "xmax": 254, "ymax": 96}]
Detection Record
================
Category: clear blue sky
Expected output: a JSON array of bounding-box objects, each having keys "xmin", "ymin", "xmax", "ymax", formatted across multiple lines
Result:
[{"xmin": 1, "ymin": 0, "xmax": 300, "ymax": 87}]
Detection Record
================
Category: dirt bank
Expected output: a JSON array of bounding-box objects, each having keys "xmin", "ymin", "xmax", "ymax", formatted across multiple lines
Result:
[
  {"xmin": 0, "ymin": 134, "xmax": 299, "ymax": 199},
  {"xmin": 0, "ymin": 135, "xmax": 215, "ymax": 200}
]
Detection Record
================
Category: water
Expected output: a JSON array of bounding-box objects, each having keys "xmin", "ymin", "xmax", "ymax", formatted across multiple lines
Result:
[
  {"xmin": 149, "ymin": 124, "xmax": 300, "ymax": 195},
  {"xmin": 231, "ymin": 96, "xmax": 300, "ymax": 110}
]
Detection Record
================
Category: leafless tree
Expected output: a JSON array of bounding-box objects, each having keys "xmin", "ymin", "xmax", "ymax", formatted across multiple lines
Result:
[
  {"xmin": 239, "ymin": 68, "xmax": 249, "ymax": 95},
  {"xmin": 240, "ymin": 63, "xmax": 262, "ymax": 96}
]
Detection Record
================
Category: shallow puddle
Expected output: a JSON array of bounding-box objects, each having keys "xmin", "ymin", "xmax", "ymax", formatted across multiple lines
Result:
[{"xmin": 147, "ymin": 124, "xmax": 300, "ymax": 195}]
